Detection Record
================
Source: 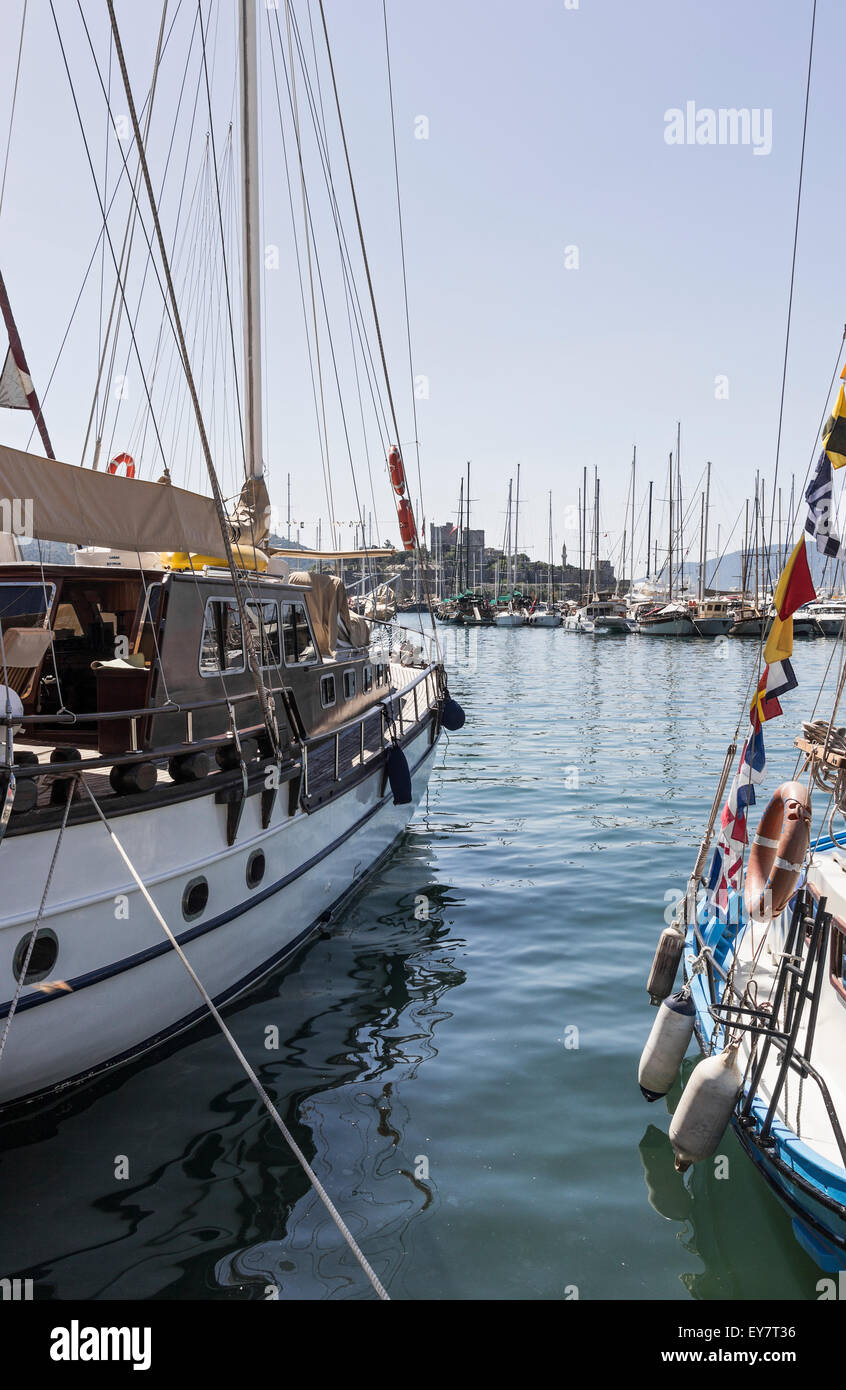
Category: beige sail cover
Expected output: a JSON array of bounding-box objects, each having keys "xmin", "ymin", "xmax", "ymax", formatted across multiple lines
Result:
[
  {"xmin": 0, "ymin": 443, "xmax": 227, "ymax": 555},
  {"xmin": 288, "ymin": 570, "xmax": 370, "ymax": 656}
]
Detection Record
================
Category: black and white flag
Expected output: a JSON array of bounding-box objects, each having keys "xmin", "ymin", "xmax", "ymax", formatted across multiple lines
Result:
[{"xmin": 805, "ymin": 451, "xmax": 843, "ymax": 560}]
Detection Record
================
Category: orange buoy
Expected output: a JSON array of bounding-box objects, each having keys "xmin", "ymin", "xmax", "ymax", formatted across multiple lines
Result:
[
  {"xmin": 397, "ymin": 497, "xmax": 416, "ymax": 550},
  {"xmin": 388, "ymin": 445, "xmax": 406, "ymax": 496},
  {"xmin": 743, "ymin": 780, "xmax": 812, "ymax": 921}
]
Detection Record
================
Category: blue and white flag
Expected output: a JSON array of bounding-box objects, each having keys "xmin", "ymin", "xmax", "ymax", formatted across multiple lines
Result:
[{"xmin": 805, "ymin": 451, "xmax": 843, "ymax": 560}]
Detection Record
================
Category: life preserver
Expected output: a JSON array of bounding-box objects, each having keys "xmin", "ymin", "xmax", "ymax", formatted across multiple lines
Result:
[
  {"xmin": 744, "ymin": 780, "xmax": 812, "ymax": 921},
  {"xmin": 108, "ymin": 452, "xmax": 136, "ymax": 478},
  {"xmin": 397, "ymin": 497, "xmax": 416, "ymax": 550},
  {"xmin": 388, "ymin": 445, "xmax": 406, "ymax": 496}
]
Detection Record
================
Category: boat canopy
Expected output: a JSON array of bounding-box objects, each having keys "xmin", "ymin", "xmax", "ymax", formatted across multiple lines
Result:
[
  {"xmin": 288, "ymin": 569, "xmax": 370, "ymax": 655},
  {"xmin": 0, "ymin": 442, "xmax": 227, "ymax": 556}
]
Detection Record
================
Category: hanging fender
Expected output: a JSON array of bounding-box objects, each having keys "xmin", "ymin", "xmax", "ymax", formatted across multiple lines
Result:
[
  {"xmin": 743, "ymin": 780, "xmax": 812, "ymax": 921},
  {"xmin": 108, "ymin": 452, "xmax": 136, "ymax": 478},
  {"xmin": 388, "ymin": 445, "xmax": 406, "ymax": 496},
  {"xmin": 385, "ymin": 743, "xmax": 412, "ymax": 805},
  {"xmin": 397, "ymin": 497, "xmax": 416, "ymax": 551},
  {"xmin": 441, "ymin": 694, "xmax": 465, "ymax": 730}
]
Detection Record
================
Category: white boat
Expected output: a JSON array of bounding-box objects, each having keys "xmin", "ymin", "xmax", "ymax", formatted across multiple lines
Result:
[
  {"xmin": 526, "ymin": 604, "xmax": 562, "ymax": 627},
  {"xmin": 0, "ymin": 2, "xmax": 453, "ymax": 1109},
  {"xmin": 805, "ymin": 598, "xmax": 846, "ymax": 636},
  {"xmin": 565, "ymin": 598, "xmax": 629, "ymax": 633},
  {"xmin": 494, "ymin": 607, "xmax": 526, "ymax": 628}
]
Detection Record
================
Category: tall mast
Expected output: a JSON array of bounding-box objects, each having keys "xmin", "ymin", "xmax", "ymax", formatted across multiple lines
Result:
[
  {"xmin": 698, "ymin": 491, "xmax": 705, "ymax": 602},
  {"xmin": 505, "ymin": 478, "xmax": 513, "ymax": 593},
  {"xmin": 667, "ymin": 451, "xmax": 673, "ymax": 603},
  {"xmin": 675, "ymin": 422, "xmax": 682, "ymax": 593},
  {"xmin": 593, "ymin": 467, "xmax": 599, "ymax": 599},
  {"xmin": 630, "ymin": 445, "xmax": 636, "ymax": 594},
  {"xmin": 239, "ymin": 0, "xmax": 263, "ymax": 482},
  {"xmin": 547, "ymin": 492, "xmax": 555, "ymax": 606},
  {"xmin": 581, "ymin": 464, "xmax": 587, "ymax": 604},
  {"xmin": 514, "ymin": 463, "xmax": 521, "ymax": 592},
  {"xmin": 646, "ymin": 479, "xmax": 653, "ymax": 580},
  {"xmin": 577, "ymin": 484, "xmax": 583, "ymax": 604},
  {"xmin": 703, "ymin": 460, "xmax": 711, "ymax": 592},
  {"xmin": 466, "ymin": 460, "xmax": 471, "ymax": 592}
]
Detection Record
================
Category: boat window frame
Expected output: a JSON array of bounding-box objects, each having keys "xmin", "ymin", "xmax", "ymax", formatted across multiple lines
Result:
[
  {"xmin": 198, "ymin": 596, "xmax": 246, "ymax": 678},
  {"xmin": 246, "ymin": 598, "xmax": 283, "ymax": 670},
  {"xmin": 0, "ymin": 580, "xmax": 56, "ymax": 631},
  {"xmin": 320, "ymin": 673, "xmax": 336, "ymax": 708},
  {"xmin": 343, "ymin": 667, "xmax": 356, "ymax": 701},
  {"xmin": 280, "ymin": 597, "xmax": 320, "ymax": 669}
]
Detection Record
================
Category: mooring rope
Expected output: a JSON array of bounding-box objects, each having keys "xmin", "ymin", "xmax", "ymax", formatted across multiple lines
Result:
[{"xmin": 80, "ymin": 776, "xmax": 390, "ymax": 1301}]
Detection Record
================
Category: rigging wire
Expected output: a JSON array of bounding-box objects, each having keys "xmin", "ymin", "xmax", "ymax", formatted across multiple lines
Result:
[
  {"xmin": 766, "ymin": 0, "xmax": 817, "ymax": 561},
  {"xmin": 382, "ymin": 0, "xmax": 426, "ymax": 532},
  {"xmin": 0, "ymin": 0, "xmax": 27, "ymax": 226}
]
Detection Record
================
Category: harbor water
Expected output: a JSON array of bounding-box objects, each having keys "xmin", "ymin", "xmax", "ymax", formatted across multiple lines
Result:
[{"xmin": 0, "ymin": 627, "xmax": 836, "ymax": 1301}]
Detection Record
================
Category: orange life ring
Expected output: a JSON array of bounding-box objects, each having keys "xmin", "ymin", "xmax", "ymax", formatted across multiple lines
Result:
[
  {"xmin": 743, "ymin": 780, "xmax": 812, "ymax": 921},
  {"xmin": 108, "ymin": 452, "xmax": 136, "ymax": 478}
]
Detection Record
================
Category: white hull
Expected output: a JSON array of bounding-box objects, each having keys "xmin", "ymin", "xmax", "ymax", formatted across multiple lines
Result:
[
  {"xmin": 0, "ymin": 722, "xmax": 437, "ymax": 1107},
  {"xmin": 494, "ymin": 612, "xmax": 525, "ymax": 627},
  {"xmin": 527, "ymin": 613, "xmax": 562, "ymax": 627},
  {"xmin": 563, "ymin": 616, "xmax": 595, "ymax": 633}
]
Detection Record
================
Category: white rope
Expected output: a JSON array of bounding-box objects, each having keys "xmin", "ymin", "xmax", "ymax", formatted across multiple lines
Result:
[{"xmin": 80, "ymin": 775, "xmax": 390, "ymax": 1300}]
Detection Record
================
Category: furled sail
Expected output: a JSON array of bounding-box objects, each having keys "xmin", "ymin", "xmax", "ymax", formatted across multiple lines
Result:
[
  {"xmin": 230, "ymin": 471, "xmax": 271, "ymax": 546},
  {"xmin": 0, "ymin": 442, "xmax": 229, "ymax": 556}
]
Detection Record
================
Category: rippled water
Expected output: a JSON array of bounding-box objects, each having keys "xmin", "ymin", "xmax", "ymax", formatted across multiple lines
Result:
[{"xmin": 1, "ymin": 628, "xmax": 839, "ymax": 1301}]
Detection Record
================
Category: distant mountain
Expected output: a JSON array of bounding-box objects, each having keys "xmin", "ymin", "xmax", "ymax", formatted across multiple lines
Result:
[{"xmin": 654, "ymin": 544, "xmax": 840, "ymax": 593}]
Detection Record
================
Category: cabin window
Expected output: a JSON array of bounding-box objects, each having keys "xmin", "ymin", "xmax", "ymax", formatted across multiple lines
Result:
[
  {"xmin": 199, "ymin": 599, "xmax": 245, "ymax": 676},
  {"xmin": 0, "ymin": 582, "xmax": 55, "ymax": 632},
  {"xmin": 247, "ymin": 601, "xmax": 281, "ymax": 668},
  {"xmin": 343, "ymin": 669, "xmax": 356, "ymax": 700},
  {"xmin": 363, "ymin": 665, "xmax": 373, "ymax": 692},
  {"xmin": 320, "ymin": 674, "xmax": 336, "ymax": 708},
  {"xmin": 281, "ymin": 600, "xmax": 317, "ymax": 666}
]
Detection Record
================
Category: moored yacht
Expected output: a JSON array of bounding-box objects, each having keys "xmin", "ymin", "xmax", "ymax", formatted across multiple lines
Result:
[
  {"xmin": 636, "ymin": 600, "xmax": 696, "ymax": 636},
  {"xmin": 808, "ymin": 596, "xmax": 846, "ymax": 636}
]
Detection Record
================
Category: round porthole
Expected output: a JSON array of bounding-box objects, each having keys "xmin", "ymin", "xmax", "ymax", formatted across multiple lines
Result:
[
  {"xmin": 13, "ymin": 929, "xmax": 58, "ymax": 984},
  {"xmin": 246, "ymin": 849, "xmax": 266, "ymax": 889},
  {"xmin": 182, "ymin": 877, "xmax": 209, "ymax": 922}
]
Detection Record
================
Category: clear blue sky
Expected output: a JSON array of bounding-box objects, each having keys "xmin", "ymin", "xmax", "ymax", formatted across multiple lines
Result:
[{"xmin": 0, "ymin": 0, "xmax": 842, "ymax": 574}]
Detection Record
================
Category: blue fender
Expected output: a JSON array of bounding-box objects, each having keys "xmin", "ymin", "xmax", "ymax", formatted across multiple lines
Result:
[
  {"xmin": 441, "ymin": 696, "xmax": 465, "ymax": 731},
  {"xmin": 385, "ymin": 744, "xmax": 412, "ymax": 805}
]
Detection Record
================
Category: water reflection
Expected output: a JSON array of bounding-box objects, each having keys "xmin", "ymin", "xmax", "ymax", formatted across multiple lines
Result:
[{"xmin": 0, "ymin": 840, "xmax": 465, "ymax": 1300}]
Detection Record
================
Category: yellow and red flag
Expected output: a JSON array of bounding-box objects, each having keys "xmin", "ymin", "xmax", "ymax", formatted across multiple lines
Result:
[{"xmin": 762, "ymin": 535, "xmax": 816, "ymax": 667}]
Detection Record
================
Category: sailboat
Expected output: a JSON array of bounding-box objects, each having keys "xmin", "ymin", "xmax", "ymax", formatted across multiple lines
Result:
[
  {"xmin": 494, "ymin": 469, "xmax": 526, "ymax": 627},
  {"xmin": 0, "ymin": 1, "xmax": 456, "ymax": 1110},
  {"xmin": 527, "ymin": 493, "xmax": 562, "ymax": 627},
  {"xmin": 637, "ymin": 351, "xmax": 846, "ymax": 1269}
]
